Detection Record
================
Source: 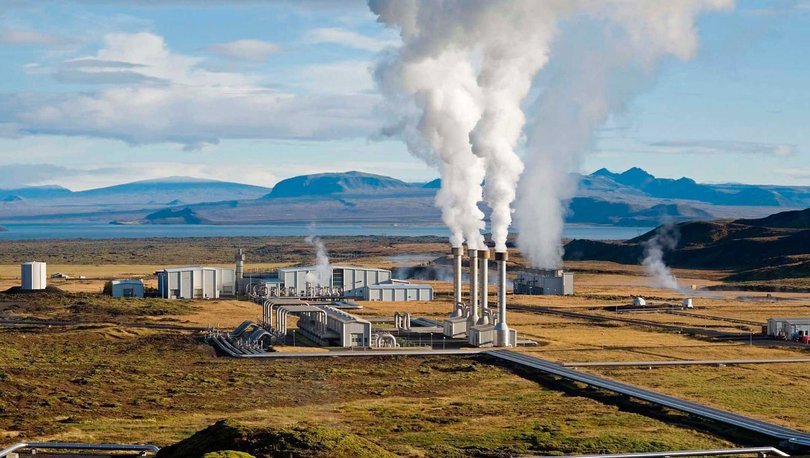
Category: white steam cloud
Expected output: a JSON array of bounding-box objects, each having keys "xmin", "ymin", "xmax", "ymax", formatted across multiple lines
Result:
[
  {"xmin": 642, "ymin": 223, "xmax": 680, "ymax": 290},
  {"xmin": 370, "ymin": 0, "xmax": 732, "ymax": 262},
  {"xmin": 304, "ymin": 234, "xmax": 332, "ymax": 287}
]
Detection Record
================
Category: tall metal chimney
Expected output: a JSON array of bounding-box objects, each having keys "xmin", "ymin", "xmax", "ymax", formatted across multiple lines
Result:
[
  {"xmin": 478, "ymin": 248, "xmax": 490, "ymax": 325},
  {"xmin": 452, "ymin": 246, "xmax": 464, "ymax": 317},
  {"xmin": 495, "ymin": 251, "xmax": 510, "ymax": 346},
  {"xmin": 235, "ymin": 248, "xmax": 245, "ymax": 280},
  {"xmin": 468, "ymin": 248, "xmax": 479, "ymax": 328}
]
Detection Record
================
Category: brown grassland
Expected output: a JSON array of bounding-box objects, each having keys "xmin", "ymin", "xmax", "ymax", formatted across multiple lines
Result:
[{"xmin": 0, "ymin": 236, "xmax": 808, "ymax": 456}]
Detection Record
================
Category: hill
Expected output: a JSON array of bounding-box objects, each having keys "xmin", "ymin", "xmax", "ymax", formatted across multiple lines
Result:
[
  {"xmin": 74, "ymin": 176, "xmax": 271, "ymax": 204},
  {"xmin": 563, "ymin": 208, "xmax": 810, "ymax": 282},
  {"xmin": 0, "ymin": 185, "xmax": 71, "ymax": 200},
  {"xmin": 266, "ymin": 171, "xmax": 413, "ymax": 198}
]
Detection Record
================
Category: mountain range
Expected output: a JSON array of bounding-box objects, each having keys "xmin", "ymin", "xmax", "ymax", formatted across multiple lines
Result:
[{"xmin": 1, "ymin": 168, "xmax": 808, "ymax": 226}]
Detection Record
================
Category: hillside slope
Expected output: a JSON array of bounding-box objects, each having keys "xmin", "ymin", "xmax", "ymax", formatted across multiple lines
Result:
[{"xmin": 563, "ymin": 208, "xmax": 810, "ymax": 282}]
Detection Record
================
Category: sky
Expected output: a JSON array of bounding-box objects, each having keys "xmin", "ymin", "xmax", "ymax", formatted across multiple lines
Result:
[{"xmin": 0, "ymin": 0, "xmax": 808, "ymax": 191}]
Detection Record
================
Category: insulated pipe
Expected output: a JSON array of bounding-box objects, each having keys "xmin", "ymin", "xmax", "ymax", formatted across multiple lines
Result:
[
  {"xmin": 452, "ymin": 246, "xmax": 464, "ymax": 316},
  {"xmin": 478, "ymin": 249, "xmax": 490, "ymax": 325},
  {"xmin": 468, "ymin": 249, "xmax": 479, "ymax": 328},
  {"xmin": 495, "ymin": 251, "xmax": 510, "ymax": 346}
]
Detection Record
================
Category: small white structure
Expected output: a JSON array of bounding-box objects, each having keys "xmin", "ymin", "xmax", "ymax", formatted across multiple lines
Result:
[
  {"xmin": 21, "ymin": 261, "xmax": 46, "ymax": 290},
  {"xmin": 513, "ymin": 269, "xmax": 574, "ymax": 296},
  {"xmin": 157, "ymin": 266, "xmax": 235, "ymax": 299},
  {"xmin": 110, "ymin": 279, "xmax": 145, "ymax": 298},
  {"xmin": 633, "ymin": 296, "xmax": 647, "ymax": 306},
  {"xmin": 682, "ymin": 297, "xmax": 694, "ymax": 309}
]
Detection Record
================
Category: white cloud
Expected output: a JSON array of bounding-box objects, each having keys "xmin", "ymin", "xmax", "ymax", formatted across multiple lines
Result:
[
  {"xmin": 648, "ymin": 140, "xmax": 797, "ymax": 157},
  {"xmin": 306, "ymin": 27, "xmax": 397, "ymax": 52},
  {"xmin": 207, "ymin": 39, "xmax": 282, "ymax": 62},
  {"xmin": 0, "ymin": 28, "xmax": 78, "ymax": 49},
  {"xmin": 1, "ymin": 31, "xmax": 380, "ymax": 148},
  {"xmin": 298, "ymin": 60, "xmax": 374, "ymax": 94}
]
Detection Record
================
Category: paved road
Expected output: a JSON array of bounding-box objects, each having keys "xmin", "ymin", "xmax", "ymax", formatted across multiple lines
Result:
[{"xmin": 485, "ymin": 349, "xmax": 810, "ymax": 448}]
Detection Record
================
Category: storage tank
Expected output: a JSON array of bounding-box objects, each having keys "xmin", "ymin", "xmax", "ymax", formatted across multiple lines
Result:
[{"xmin": 21, "ymin": 261, "xmax": 47, "ymax": 290}]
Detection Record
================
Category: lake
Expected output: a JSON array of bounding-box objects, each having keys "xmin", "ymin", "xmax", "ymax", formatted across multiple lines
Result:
[{"xmin": 0, "ymin": 223, "xmax": 652, "ymax": 241}]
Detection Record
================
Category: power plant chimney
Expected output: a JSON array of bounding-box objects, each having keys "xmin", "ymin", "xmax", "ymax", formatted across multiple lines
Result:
[
  {"xmin": 452, "ymin": 246, "xmax": 464, "ymax": 317},
  {"xmin": 235, "ymin": 248, "xmax": 245, "ymax": 279},
  {"xmin": 495, "ymin": 251, "xmax": 510, "ymax": 346},
  {"xmin": 478, "ymin": 248, "xmax": 490, "ymax": 325},
  {"xmin": 468, "ymin": 248, "xmax": 479, "ymax": 328}
]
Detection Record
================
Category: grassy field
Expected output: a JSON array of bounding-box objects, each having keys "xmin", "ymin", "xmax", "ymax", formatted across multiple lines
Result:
[
  {"xmin": 0, "ymin": 326, "xmax": 730, "ymax": 456},
  {"xmin": 0, "ymin": 236, "xmax": 808, "ymax": 455}
]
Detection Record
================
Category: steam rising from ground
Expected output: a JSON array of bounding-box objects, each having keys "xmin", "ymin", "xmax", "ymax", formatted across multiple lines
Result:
[
  {"xmin": 304, "ymin": 234, "xmax": 331, "ymax": 287},
  {"xmin": 642, "ymin": 224, "xmax": 680, "ymax": 290},
  {"xmin": 370, "ymin": 0, "xmax": 732, "ymax": 263}
]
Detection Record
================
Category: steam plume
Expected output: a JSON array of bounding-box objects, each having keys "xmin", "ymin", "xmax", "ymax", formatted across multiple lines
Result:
[
  {"xmin": 642, "ymin": 223, "xmax": 680, "ymax": 290},
  {"xmin": 304, "ymin": 234, "xmax": 331, "ymax": 287},
  {"xmin": 370, "ymin": 0, "xmax": 732, "ymax": 263}
]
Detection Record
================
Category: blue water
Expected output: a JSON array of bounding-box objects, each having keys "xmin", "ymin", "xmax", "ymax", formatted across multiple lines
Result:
[{"xmin": 0, "ymin": 223, "xmax": 651, "ymax": 241}]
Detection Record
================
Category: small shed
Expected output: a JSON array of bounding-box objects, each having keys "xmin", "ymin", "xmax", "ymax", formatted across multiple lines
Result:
[{"xmin": 111, "ymin": 279, "xmax": 145, "ymax": 298}]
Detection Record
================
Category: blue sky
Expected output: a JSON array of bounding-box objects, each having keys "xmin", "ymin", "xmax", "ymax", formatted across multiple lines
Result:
[{"xmin": 0, "ymin": 0, "xmax": 807, "ymax": 190}]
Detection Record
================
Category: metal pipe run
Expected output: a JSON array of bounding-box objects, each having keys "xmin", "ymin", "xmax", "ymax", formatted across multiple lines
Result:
[
  {"xmin": 0, "ymin": 442, "xmax": 160, "ymax": 457},
  {"xmin": 468, "ymin": 248, "xmax": 479, "ymax": 328},
  {"xmin": 451, "ymin": 246, "xmax": 464, "ymax": 317},
  {"xmin": 478, "ymin": 248, "xmax": 490, "ymax": 325},
  {"xmin": 495, "ymin": 251, "xmax": 510, "ymax": 346}
]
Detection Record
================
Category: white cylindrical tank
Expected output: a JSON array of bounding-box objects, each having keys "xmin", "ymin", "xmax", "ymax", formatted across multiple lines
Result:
[
  {"xmin": 633, "ymin": 296, "xmax": 646, "ymax": 306},
  {"xmin": 682, "ymin": 297, "xmax": 693, "ymax": 309},
  {"xmin": 21, "ymin": 261, "xmax": 47, "ymax": 290}
]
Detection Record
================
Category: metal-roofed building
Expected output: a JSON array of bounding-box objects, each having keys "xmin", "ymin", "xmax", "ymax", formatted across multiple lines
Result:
[
  {"xmin": 110, "ymin": 279, "xmax": 144, "ymax": 298},
  {"xmin": 513, "ymin": 269, "xmax": 574, "ymax": 296},
  {"xmin": 157, "ymin": 266, "xmax": 235, "ymax": 299},
  {"xmin": 269, "ymin": 299, "xmax": 372, "ymax": 347},
  {"xmin": 269, "ymin": 265, "xmax": 431, "ymax": 302},
  {"xmin": 767, "ymin": 317, "xmax": 810, "ymax": 340}
]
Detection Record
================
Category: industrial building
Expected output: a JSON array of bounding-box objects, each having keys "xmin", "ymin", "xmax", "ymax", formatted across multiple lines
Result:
[
  {"xmin": 513, "ymin": 269, "xmax": 574, "ymax": 296},
  {"xmin": 251, "ymin": 265, "xmax": 432, "ymax": 302},
  {"xmin": 767, "ymin": 317, "xmax": 810, "ymax": 341},
  {"xmin": 157, "ymin": 266, "xmax": 235, "ymax": 299},
  {"xmin": 110, "ymin": 279, "xmax": 145, "ymax": 298},
  {"xmin": 260, "ymin": 298, "xmax": 372, "ymax": 347},
  {"xmin": 21, "ymin": 261, "xmax": 46, "ymax": 290}
]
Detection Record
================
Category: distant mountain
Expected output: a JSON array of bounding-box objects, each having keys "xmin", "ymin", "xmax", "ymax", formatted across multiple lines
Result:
[
  {"xmin": 266, "ymin": 171, "xmax": 414, "ymax": 198},
  {"xmin": 1, "ymin": 168, "xmax": 808, "ymax": 226},
  {"xmin": 0, "ymin": 185, "xmax": 72, "ymax": 200},
  {"xmin": 563, "ymin": 208, "xmax": 810, "ymax": 282},
  {"xmin": 73, "ymin": 176, "xmax": 271, "ymax": 204},
  {"xmin": 585, "ymin": 167, "xmax": 781, "ymax": 206}
]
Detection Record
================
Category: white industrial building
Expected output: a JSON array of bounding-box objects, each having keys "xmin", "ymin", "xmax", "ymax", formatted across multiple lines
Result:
[
  {"xmin": 513, "ymin": 269, "xmax": 574, "ymax": 296},
  {"xmin": 363, "ymin": 283, "xmax": 433, "ymax": 301},
  {"xmin": 157, "ymin": 266, "xmax": 235, "ymax": 299},
  {"xmin": 21, "ymin": 261, "xmax": 46, "ymax": 290},
  {"xmin": 767, "ymin": 317, "xmax": 810, "ymax": 340},
  {"xmin": 262, "ymin": 298, "xmax": 372, "ymax": 347},
  {"xmin": 259, "ymin": 265, "xmax": 432, "ymax": 302},
  {"xmin": 110, "ymin": 279, "xmax": 145, "ymax": 298}
]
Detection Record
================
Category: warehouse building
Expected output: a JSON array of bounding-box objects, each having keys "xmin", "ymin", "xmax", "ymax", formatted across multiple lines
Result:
[
  {"xmin": 513, "ymin": 269, "xmax": 574, "ymax": 296},
  {"xmin": 110, "ymin": 279, "xmax": 145, "ymax": 298},
  {"xmin": 259, "ymin": 265, "xmax": 432, "ymax": 302},
  {"xmin": 767, "ymin": 317, "xmax": 810, "ymax": 340},
  {"xmin": 157, "ymin": 266, "xmax": 235, "ymax": 299},
  {"xmin": 21, "ymin": 261, "xmax": 47, "ymax": 290}
]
